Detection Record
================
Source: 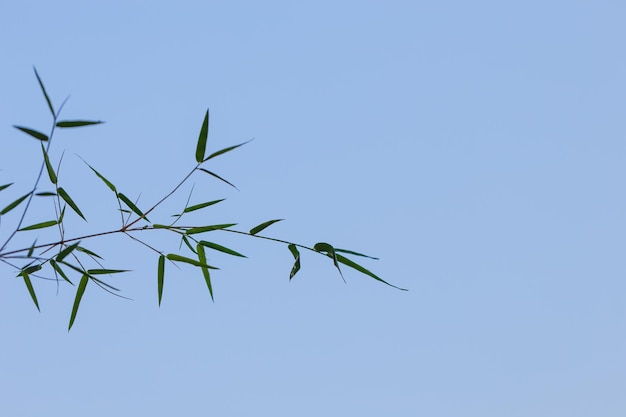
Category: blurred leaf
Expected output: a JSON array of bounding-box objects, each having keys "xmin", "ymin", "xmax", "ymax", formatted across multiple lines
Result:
[
  {"xmin": 250, "ymin": 219, "xmax": 284, "ymax": 235},
  {"xmin": 183, "ymin": 199, "xmax": 225, "ymax": 213},
  {"xmin": 56, "ymin": 120, "xmax": 104, "ymax": 128},
  {"xmin": 20, "ymin": 271, "xmax": 40, "ymax": 312},
  {"xmin": 56, "ymin": 241, "xmax": 80, "ymax": 262},
  {"xmin": 22, "ymin": 264, "xmax": 42, "ymax": 275},
  {"xmin": 13, "ymin": 126, "xmax": 48, "ymax": 141},
  {"xmin": 288, "ymin": 244, "xmax": 300, "ymax": 280},
  {"xmin": 0, "ymin": 183, "xmax": 13, "ymax": 192},
  {"xmin": 69, "ymin": 274, "xmax": 89, "ymax": 331},
  {"xmin": 33, "ymin": 67, "xmax": 55, "ymax": 116},
  {"xmin": 50, "ymin": 259, "xmax": 73, "ymax": 285},
  {"xmin": 166, "ymin": 253, "xmax": 219, "ymax": 269},
  {"xmin": 76, "ymin": 246, "xmax": 103, "ymax": 259},
  {"xmin": 86, "ymin": 269, "xmax": 128, "ymax": 275},
  {"xmin": 196, "ymin": 244, "xmax": 214, "ymax": 301},
  {"xmin": 58, "ymin": 261, "xmax": 86, "ymax": 275},
  {"xmin": 335, "ymin": 254, "xmax": 407, "ymax": 291},
  {"xmin": 35, "ymin": 191, "xmax": 56, "ymax": 197},
  {"xmin": 118, "ymin": 193, "xmax": 149, "ymax": 222},
  {"xmin": 195, "ymin": 110, "xmax": 209, "ymax": 163},
  {"xmin": 157, "ymin": 255, "xmax": 165, "ymax": 306},
  {"xmin": 199, "ymin": 240, "xmax": 246, "ymax": 258},
  {"xmin": 0, "ymin": 192, "xmax": 31, "ymax": 215},
  {"xmin": 27, "ymin": 239, "xmax": 37, "ymax": 257},
  {"xmin": 334, "ymin": 248, "xmax": 379, "ymax": 260},
  {"xmin": 58, "ymin": 205, "xmax": 66, "ymax": 223},
  {"xmin": 58, "ymin": 187, "xmax": 86, "ymax": 221},
  {"xmin": 85, "ymin": 162, "xmax": 116, "ymax": 192},
  {"xmin": 202, "ymin": 140, "xmax": 251, "ymax": 162},
  {"xmin": 18, "ymin": 220, "xmax": 58, "ymax": 231},
  {"xmin": 186, "ymin": 223, "xmax": 236, "ymax": 235},
  {"xmin": 41, "ymin": 143, "xmax": 57, "ymax": 184},
  {"xmin": 198, "ymin": 169, "xmax": 238, "ymax": 190}
]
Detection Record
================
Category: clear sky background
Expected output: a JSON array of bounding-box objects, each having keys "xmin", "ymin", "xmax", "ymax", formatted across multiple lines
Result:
[{"xmin": 1, "ymin": 1, "xmax": 625, "ymax": 416}]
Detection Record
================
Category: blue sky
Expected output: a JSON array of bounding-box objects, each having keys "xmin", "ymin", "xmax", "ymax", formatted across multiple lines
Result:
[{"xmin": 1, "ymin": 1, "xmax": 625, "ymax": 416}]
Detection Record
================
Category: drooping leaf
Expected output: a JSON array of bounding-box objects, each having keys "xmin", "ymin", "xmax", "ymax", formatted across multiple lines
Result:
[
  {"xmin": 58, "ymin": 187, "xmax": 86, "ymax": 221},
  {"xmin": 40, "ymin": 143, "xmax": 57, "ymax": 184},
  {"xmin": 199, "ymin": 240, "xmax": 246, "ymax": 258},
  {"xmin": 202, "ymin": 140, "xmax": 251, "ymax": 162},
  {"xmin": 183, "ymin": 199, "xmax": 225, "ymax": 213},
  {"xmin": 84, "ymin": 162, "xmax": 116, "ymax": 192},
  {"xmin": 69, "ymin": 274, "xmax": 89, "ymax": 331},
  {"xmin": 250, "ymin": 219, "xmax": 284, "ymax": 236},
  {"xmin": 196, "ymin": 244, "xmax": 214, "ymax": 301},
  {"xmin": 166, "ymin": 253, "xmax": 219, "ymax": 269},
  {"xmin": 118, "ymin": 193, "xmax": 149, "ymax": 222},
  {"xmin": 0, "ymin": 183, "xmax": 13, "ymax": 192},
  {"xmin": 288, "ymin": 244, "xmax": 301, "ymax": 280},
  {"xmin": 313, "ymin": 242, "xmax": 343, "ymax": 280},
  {"xmin": 185, "ymin": 224, "xmax": 236, "ymax": 235},
  {"xmin": 50, "ymin": 259, "xmax": 73, "ymax": 285},
  {"xmin": 56, "ymin": 120, "xmax": 104, "ymax": 128},
  {"xmin": 157, "ymin": 255, "xmax": 165, "ymax": 306},
  {"xmin": 56, "ymin": 241, "xmax": 80, "ymax": 262},
  {"xmin": 18, "ymin": 220, "xmax": 58, "ymax": 231},
  {"xmin": 86, "ymin": 269, "xmax": 129, "ymax": 275},
  {"xmin": 181, "ymin": 235, "xmax": 198, "ymax": 254},
  {"xmin": 198, "ymin": 169, "xmax": 239, "ymax": 190},
  {"xmin": 335, "ymin": 254, "xmax": 407, "ymax": 291},
  {"xmin": 13, "ymin": 126, "xmax": 48, "ymax": 141},
  {"xmin": 0, "ymin": 192, "xmax": 31, "ymax": 215},
  {"xmin": 33, "ymin": 67, "xmax": 55, "ymax": 117},
  {"xmin": 20, "ymin": 271, "xmax": 40, "ymax": 312},
  {"xmin": 195, "ymin": 110, "xmax": 209, "ymax": 163},
  {"xmin": 334, "ymin": 248, "xmax": 379, "ymax": 260}
]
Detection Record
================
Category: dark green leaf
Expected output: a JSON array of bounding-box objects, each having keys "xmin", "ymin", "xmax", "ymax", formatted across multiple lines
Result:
[
  {"xmin": 58, "ymin": 187, "xmax": 86, "ymax": 221},
  {"xmin": 56, "ymin": 120, "xmax": 104, "ymax": 128},
  {"xmin": 166, "ymin": 253, "xmax": 219, "ymax": 269},
  {"xmin": 85, "ymin": 162, "xmax": 116, "ymax": 192},
  {"xmin": 183, "ymin": 199, "xmax": 225, "ymax": 213},
  {"xmin": 50, "ymin": 260, "xmax": 73, "ymax": 285},
  {"xmin": 196, "ymin": 244, "xmax": 214, "ymax": 301},
  {"xmin": 288, "ymin": 244, "xmax": 301, "ymax": 280},
  {"xmin": 181, "ymin": 235, "xmax": 197, "ymax": 254},
  {"xmin": 13, "ymin": 126, "xmax": 48, "ymax": 141},
  {"xmin": 27, "ymin": 239, "xmax": 37, "ymax": 257},
  {"xmin": 68, "ymin": 274, "xmax": 89, "ymax": 331},
  {"xmin": 195, "ymin": 110, "xmax": 209, "ymax": 163},
  {"xmin": 35, "ymin": 191, "xmax": 56, "ymax": 197},
  {"xmin": 199, "ymin": 240, "xmax": 246, "ymax": 257},
  {"xmin": 76, "ymin": 246, "xmax": 103, "ymax": 259},
  {"xmin": 118, "ymin": 193, "xmax": 149, "ymax": 222},
  {"xmin": 198, "ymin": 169, "xmax": 239, "ymax": 190},
  {"xmin": 58, "ymin": 205, "xmax": 66, "ymax": 223},
  {"xmin": 334, "ymin": 248, "xmax": 379, "ymax": 260},
  {"xmin": 86, "ymin": 269, "xmax": 128, "ymax": 275},
  {"xmin": 20, "ymin": 271, "xmax": 40, "ymax": 312},
  {"xmin": 314, "ymin": 242, "xmax": 343, "ymax": 280},
  {"xmin": 22, "ymin": 264, "xmax": 42, "ymax": 275},
  {"xmin": 0, "ymin": 192, "xmax": 31, "ymax": 215},
  {"xmin": 157, "ymin": 255, "xmax": 165, "ymax": 306},
  {"xmin": 185, "ymin": 224, "xmax": 236, "ymax": 235},
  {"xmin": 33, "ymin": 67, "xmax": 55, "ymax": 117},
  {"xmin": 0, "ymin": 183, "xmax": 13, "ymax": 192},
  {"xmin": 58, "ymin": 261, "xmax": 87, "ymax": 275},
  {"xmin": 40, "ymin": 143, "xmax": 57, "ymax": 184},
  {"xmin": 202, "ymin": 140, "xmax": 251, "ymax": 162},
  {"xmin": 18, "ymin": 220, "xmax": 58, "ymax": 231},
  {"xmin": 249, "ymin": 219, "xmax": 284, "ymax": 235},
  {"xmin": 56, "ymin": 242, "xmax": 80, "ymax": 262},
  {"xmin": 335, "ymin": 254, "xmax": 407, "ymax": 291}
]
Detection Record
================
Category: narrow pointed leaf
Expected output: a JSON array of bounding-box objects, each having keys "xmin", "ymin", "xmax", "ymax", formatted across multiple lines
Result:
[
  {"xmin": 34, "ymin": 67, "xmax": 55, "ymax": 116},
  {"xmin": 118, "ymin": 193, "xmax": 149, "ymax": 222},
  {"xmin": 86, "ymin": 269, "xmax": 129, "ymax": 275},
  {"xmin": 1, "ymin": 192, "xmax": 31, "ymax": 215},
  {"xmin": 185, "ymin": 223, "xmax": 236, "ymax": 235},
  {"xmin": 35, "ymin": 191, "xmax": 56, "ymax": 197},
  {"xmin": 21, "ymin": 272, "xmax": 40, "ymax": 311},
  {"xmin": 250, "ymin": 219, "xmax": 284, "ymax": 235},
  {"xmin": 27, "ymin": 239, "xmax": 38, "ymax": 257},
  {"xmin": 314, "ymin": 242, "xmax": 344, "ymax": 280},
  {"xmin": 56, "ymin": 120, "xmax": 104, "ymax": 128},
  {"xmin": 56, "ymin": 241, "xmax": 80, "ymax": 262},
  {"xmin": 181, "ymin": 235, "xmax": 197, "ymax": 254},
  {"xmin": 85, "ymin": 162, "xmax": 116, "ymax": 192},
  {"xmin": 23, "ymin": 264, "xmax": 42, "ymax": 275},
  {"xmin": 199, "ymin": 240, "xmax": 246, "ymax": 257},
  {"xmin": 76, "ymin": 246, "xmax": 102, "ymax": 259},
  {"xmin": 18, "ymin": 220, "xmax": 58, "ymax": 231},
  {"xmin": 166, "ymin": 253, "xmax": 219, "ymax": 269},
  {"xmin": 50, "ymin": 259, "xmax": 73, "ymax": 285},
  {"xmin": 202, "ymin": 140, "xmax": 251, "ymax": 162},
  {"xmin": 334, "ymin": 248, "xmax": 379, "ymax": 260},
  {"xmin": 335, "ymin": 254, "xmax": 407, "ymax": 291},
  {"xmin": 195, "ymin": 110, "xmax": 209, "ymax": 163},
  {"xmin": 196, "ymin": 244, "xmax": 214, "ymax": 301},
  {"xmin": 58, "ymin": 187, "xmax": 86, "ymax": 221},
  {"xmin": 69, "ymin": 274, "xmax": 89, "ymax": 331},
  {"xmin": 13, "ymin": 126, "xmax": 48, "ymax": 141},
  {"xmin": 198, "ymin": 169, "xmax": 239, "ymax": 190},
  {"xmin": 41, "ymin": 143, "xmax": 57, "ymax": 184},
  {"xmin": 183, "ymin": 199, "xmax": 225, "ymax": 213},
  {"xmin": 157, "ymin": 255, "xmax": 165, "ymax": 306},
  {"xmin": 288, "ymin": 244, "xmax": 301, "ymax": 280},
  {"xmin": 0, "ymin": 183, "xmax": 13, "ymax": 192}
]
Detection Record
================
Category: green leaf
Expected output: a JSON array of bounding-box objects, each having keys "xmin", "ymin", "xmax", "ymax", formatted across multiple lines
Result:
[
  {"xmin": 196, "ymin": 244, "xmax": 214, "ymax": 301},
  {"xmin": 335, "ymin": 254, "xmax": 407, "ymax": 291},
  {"xmin": 41, "ymin": 143, "xmax": 57, "ymax": 184},
  {"xmin": 250, "ymin": 219, "xmax": 284, "ymax": 235},
  {"xmin": 58, "ymin": 187, "xmax": 86, "ymax": 221},
  {"xmin": 199, "ymin": 241, "xmax": 246, "ymax": 258},
  {"xmin": 69, "ymin": 274, "xmax": 89, "ymax": 331},
  {"xmin": 33, "ymin": 67, "xmax": 55, "ymax": 117},
  {"xmin": 157, "ymin": 255, "xmax": 165, "ymax": 306},
  {"xmin": 195, "ymin": 110, "xmax": 209, "ymax": 163},
  {"xmin": 85, "ymin": 162, "xmax": 117, "ymax": 192},
  {"xmin": 0, "ymin": 192, "xmax": 31, "ymax": 215},
  {"xmin": 313, "ymin": 242, "xmax": 343, "ymax": 280},
  {"xmin": 118, "ymin": 193, "xmax": 149, "ymax": 222},
  {"xmin": 185, "ymin": 223, "xmax": 236, "ymax": 235},
  {"xmin": 181, "ymin": 235, "xmax": 198, "ymax": 254},
  {"xmin": 198, "ymin": 169, "xmax": 239, "ymax": 190},
  {"xmin": 27, "ymin": 239, "xmax": 37, "ymax": 257},
  {"xmin": 50, "ymin": 259, "xmax": 73, "ymax": 285},
  {"xmin": 334, "ymin": 248, "xmax": 379, "ymax": 260},
  {"xmin": 22, "ymin": 264, "xmax": 42, "ymax": 275},
  {"xmin": 86, "ymin": 269, "xmax": 128, "ymax": 275},
  {"xmin": 202, "ymin": 140, "xmax": 251, "ymax": 162},
  {"xmin": 288, "ymin": 244, "xmax": 301, "ymax": 280},
  {"xmin": 35, "ymin": 191, "xmax": 56, "ymax": 197},
  {"xmin": 18, "ymin": 220, "xmax": 58, "ymax": 231},
  {"xmin": 20, "ymin": 271, "xmax": 40, "ymax": 312},
  {"xmin": 56, "ymin": 242, "xmax": 80, "ymax": 262},
  {"xmin": 166, "ymin": 253, "xmax": 219, "ymax": 269},
  {"xmin": 13, "ymin": 126, "xmax": 48, "ymax": 141},
  {"xmin": 76, "ymin": 246, "xmax": 103, "ymax": 259},
  {"xmin": 56, "ymin": 120, "xmax": 104, "ymax": 128},
  {"xmin": 183, "ymin": 199, "xmax": 225, "ymax": 213},
  {"xmin": 0, "ymin": 183, "xmax": 13, "ymax": 192}
]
